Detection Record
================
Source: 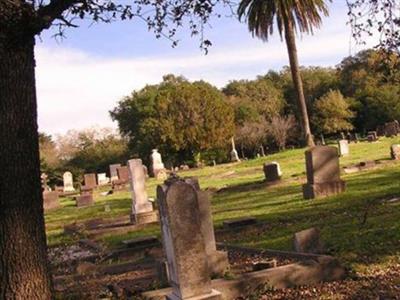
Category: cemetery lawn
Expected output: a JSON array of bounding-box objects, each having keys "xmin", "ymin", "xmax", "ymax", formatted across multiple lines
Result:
[{"xmin": 45, "ymin": 137, "xmax": 400, "ymax": 278}]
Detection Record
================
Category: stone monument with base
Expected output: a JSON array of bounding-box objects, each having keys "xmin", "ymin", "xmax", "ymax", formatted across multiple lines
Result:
[
  {"xmin": 157, "ymin": 180, "xmax": 222, "ymax": 300},
  {"xmin": 302, "ymin": 146, "xmax": 346, "ymax": 199}
]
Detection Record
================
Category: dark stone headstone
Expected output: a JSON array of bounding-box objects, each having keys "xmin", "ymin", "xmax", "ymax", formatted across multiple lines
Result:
[
  {"xmin": 302, "ymin": 146, "xmax": 346, "ymax": 199},
  {"xmin": 84, "ymin": 173, "xmax": 97, "ymax": 188},
  {"xmin": 263, "ymin": 162, "xmax": 282, "ymax": 182},
  {"xmin": 384, "ymin": 120, "xmax": 400, "ymax": 137}
]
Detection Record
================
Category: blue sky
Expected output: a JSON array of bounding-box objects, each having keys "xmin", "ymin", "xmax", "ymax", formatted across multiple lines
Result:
[{"xmin": 35, "ymin": 1, "xmax": 376, "ymax": 136}]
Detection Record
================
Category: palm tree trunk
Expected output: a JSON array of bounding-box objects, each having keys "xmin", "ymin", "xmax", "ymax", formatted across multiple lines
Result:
[
  {"xmin": 0, "ymin": 31, "xmax": 53, "ymax": 298},
  {"xmin": 283, "ymin": 15, "xmax": 315, "ymax": 147}
]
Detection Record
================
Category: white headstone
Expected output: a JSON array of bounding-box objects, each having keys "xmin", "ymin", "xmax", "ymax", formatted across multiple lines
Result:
[
  {"xmin": 97, "ymin": 173, "xmax": 109, "ymax": 185},
  {"xmin": 338, "ymin": 139, "xmax": 349, "ymax": 156},
  {"xmin": 63, "ymin": 171, "xmax": 75, "ymax": 192},
  {"xmin": 151, "ymin": 149, "xmax": 166, "ymax": 178}
]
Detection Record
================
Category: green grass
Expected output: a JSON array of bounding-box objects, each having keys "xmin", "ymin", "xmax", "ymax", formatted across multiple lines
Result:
[{"xmin": 45, "ymin": 137, "xmax": 400, "ymax": 273}]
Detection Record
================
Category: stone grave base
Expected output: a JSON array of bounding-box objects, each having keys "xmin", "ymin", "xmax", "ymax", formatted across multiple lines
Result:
[
  {"xmin": 76, "ymin": 194, "xmax": 94, "ymax": 207},
  {"xmin": 143, "ymin": 255, "xmax": 346, "ymax": 300},
  {"xmin": 302, "ymin": 180, "xmax": 346, "ymax": 200},
  {"xmin": 131, "ymin": 210, "xmax": 159, "ymax": 225},
  {"xmin": 166, "ymin": 289, "xmax": 222, "ymax": 300}
]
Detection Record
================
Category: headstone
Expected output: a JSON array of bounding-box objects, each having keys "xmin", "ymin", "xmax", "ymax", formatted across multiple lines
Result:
[
  {"xmin": 43, "ymin": 191, "xmax": 60, "ymax": 211},
  {"xmin": 294, "ymin": 228, "xmax": 323, "ymax": 254},
  {"xmin": 97, "ymin": 173, "xmax": 109, "ymax": 185},
  {"xmin": 367, "ymin": 131, "xmax": 378, "ymax": 142},
  {"xmin": 230, "ymin": 137, "xmax": 240, "ymax": 162},
  {"xmin": 127, "ymin": 159, "xmax": 158, "ymax": 224},
  {"xmin": 84, "ymin": 173, "xmax": 97, "ymax": 188},
  {"xmin": 151, "ymin": 149, "xmax": 167, "ymax": 179},
  {"xmin": 109, "ymin": 163, "xmax": 121, "ymax": 182},
  {"xmin": 390, "ymin": 144, "xmax": 400, "ymax": 160},
  {"xmin": 157, "ymin": 180, "xmax": 222, "ymax": 300},
  {"xmin": 302, "ymin": 146, "xmax": 346, "ymax": 199},
  {"xmin": 76, "ymin": 194, "xmax": 94, "ymax": 207},
  {"xmin": 117, "ymin": 166, "xmax": 129, "ymax": 183},
  {"xmin": 384, "ymin": 120, "xmax": 400, "ymax": 137},
  {"xmin": 63, "ymin": 171, "xmax": 75, "ymax": 192},
  {"xmin": 263, "ymin": 162, "xmax": 282, "ymax": 182},
  {"xmin": 184, "ymin": 177, "xmax": 229, "ymax": 276},
  {"xmin": 338, "ymin": 139, "xmax": 349, "ymax": 156}
]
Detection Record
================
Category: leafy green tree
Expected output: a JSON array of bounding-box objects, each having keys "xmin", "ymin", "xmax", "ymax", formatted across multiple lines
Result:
[
  {"xmin": 238, "ymin": 0, "xmax": 330, "ymax": 147},
  {"xmin": 338, "ymin": 49, "xmax": 400, "ymax": 130},
  {"xmin": 312, "ymin": 90, "xmax": 354, "ymax": 134},
  {"xmin": 223, "ymin": 78, "xmax": 285, "ymax": 124},
  {"xmin": 111, "ymin": 75, "xmax": 235, "ymax": 166}
]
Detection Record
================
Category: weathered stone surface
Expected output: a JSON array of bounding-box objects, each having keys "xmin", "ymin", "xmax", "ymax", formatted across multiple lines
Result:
[
  {"xmin": 151, "ymin": 149, "xmax": 166, "ymax": 178},
  {"xmin": 367, "ymin": 131, "xmax": 378, "ymax": 142},
  {"xmin": 384, "ymin": 120, "xmax": 400, "ymax": 137},
  {"xmin": 43, "ymin": 191, "xmax": 60, "ymax": 211},
  {"xmin": 76, "ymin": 194, "xmax": 94, "ymax": 207},
  {"xmin": 157, "ymin": 181, "xmax": 221, "ymax": 300},
  {"xmin": 142, "ymin": 256, "xmax": 346, "ymax": 300},
  {"xmin": 338, "ymin": 139, "xmax": 349, "ymax": 156},
  {"xmin": 303, "ymin": 146, "xmax": 345, "ymax": 199},
  {"xmin": 390, "ymin": 144, "xmax": 400, "ymax": 160},
  {"xmin": 63, "ymin": 171, "xmax": 75, "ymax": 192},
  {"xmin": 128, "ymin": 159, "xmax": 156, "ymax": 224},
  {"xmin": 117, "ymin": 166, "xmax": 129, "ymax": 182},
  {"xmin": 294, "ymin": 228, "xmax": 323, "ymax": 254},
  {"xmin": 263, "ymin": 162, "xmax": 282, "ymax": 182},
  {"xmin": 84, "ymin": 173, "xmax": 97, "ymax": 188},
  {"xmin": 109, "ymin": 163, "xmax": 121, "ymax": 182}
]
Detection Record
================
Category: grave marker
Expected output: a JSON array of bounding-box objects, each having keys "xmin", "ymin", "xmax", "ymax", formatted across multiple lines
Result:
[
  {"xmin": 157, "ymin": 180, "xmax": 222, "ymax": 300},
  {"xmin": 127, "ymin": 159, "xmax": 158, "ymax": 224},
  {"xmin": 109, "ymin": 163, "xmax": 121, "ymax": 182},
  {"xmin": 302, "ymin": 146, "xmax": 346, "ymax": 199},
  {"xmin": 338, "ymin": 139, "xmax": 349, "ymax": 156},
  {"xmin": 63, "ymin": 171, "xmax": 75, "ymax": 192},
  {"xmin": 263, "ymin": 162, "xmax": 282, "ymax": 182},
  {"xmin": 84, "ymin": 173, "xmax": 97, "ymax": 188}
]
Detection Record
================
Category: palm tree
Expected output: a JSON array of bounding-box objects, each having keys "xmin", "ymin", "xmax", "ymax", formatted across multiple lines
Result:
[{"xmin": 238, "ymin": 0, "xmax": 330, "ymax": 147}]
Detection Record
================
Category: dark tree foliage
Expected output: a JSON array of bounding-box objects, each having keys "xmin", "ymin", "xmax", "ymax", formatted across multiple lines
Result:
[{"xmin": 347, "ymin": 0, "xmax": 400, "ymax": 52}]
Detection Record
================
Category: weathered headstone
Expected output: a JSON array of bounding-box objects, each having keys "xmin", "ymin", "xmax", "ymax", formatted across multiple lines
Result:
[
  {"xmin": 63, "ymin": 171, "xmax": 75, "ymax": 192},
  {"xmin": 302, "ymin": 146, "xmax": 346, "ymax": 199},
  {"xmin": 41, "ymin": 173, "xmax": 50, "ymax": 191},
  {"xmin": 230, "ymin": 137, "xmax": 240, "ymax": 162},
  {"xmin": 76, "ymin": 194, "xmax": 94, "ymax": 207},
  {"xmin": 384, "ymin": 120, "xmax": 400, "ymax": 137},
  {"xmin": 157, "ymin": 180, "xmax": 222, "ymax": 300},
  {"xmin": 84, "ymin": 173, "xmax": 97, "ymax": 188},
  {"xmin": 43, "ymin": 191, "xmax": 60, "ymax": 211},
  {"xmin": 184, "ymin": 177, "xmax": 229, "ymax": 276},
  {"xmin": 117, "ymin": 166, "xmax": 129, "ymax": 183},
  {"xmin": 128, "ymin": 159, "xmax": 158, "ymax": 224},
  {"xmin": 109, "ymin": 163, "xmax": 121, "ymax": 182},
  {"xmin": 151, "ymin": 149, "xmax": 167, "ymax": 180},
  {"xmin": 338, "ymin": 139, "xmax": 349, "ymax": 156},
  {"xmin": 97, "ymin": 173, "xmax": 109, "ymax": 185},
  {"xmin": 390, "ymin": 144, "xmax": 400, "ymax": 160},
  {"xmin": 367, "ymin": 131, "xmax": 378, "ymax": 142},
  {"xmin": 294, "ymin": 227, "xmax": 323, "ymax": 254},
  {"xmin": 263, "ymin": 162, "xmax": 282, "ymax": 182}
]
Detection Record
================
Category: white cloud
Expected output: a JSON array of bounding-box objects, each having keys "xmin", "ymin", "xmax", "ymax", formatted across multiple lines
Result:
[{"xmin": 36, "ymin": 19, "xmax": 372, "ymax": 136}]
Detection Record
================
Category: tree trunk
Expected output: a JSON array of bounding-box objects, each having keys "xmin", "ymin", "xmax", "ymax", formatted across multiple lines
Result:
[
  {"xmin": 283, "ymin": 16, "xmax": 315, "ymax": 147},
  {"xmin": 0, "ymin": 32, "xmax": 53, "ymax": 298}
]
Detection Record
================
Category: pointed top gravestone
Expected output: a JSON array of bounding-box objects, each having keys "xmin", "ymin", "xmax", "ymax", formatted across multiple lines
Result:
[{"xmin": 157, "ymin": 180, "xmax": 222, "ymax": 300}]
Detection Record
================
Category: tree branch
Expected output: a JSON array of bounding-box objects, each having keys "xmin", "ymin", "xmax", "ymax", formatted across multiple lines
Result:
[{"xmin": 35, "ymin": 0, "xmax": 81, "ymax": 32}]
